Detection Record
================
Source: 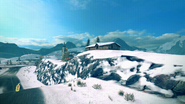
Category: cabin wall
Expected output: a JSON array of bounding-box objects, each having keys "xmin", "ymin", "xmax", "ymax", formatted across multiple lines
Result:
[
  {"xmin": 111, "ymin": 44, "xmax": 120, "ymax": 50},
  {"xmin": 85, "ymin": 43, "xmax": 120, "ymax": 51}
]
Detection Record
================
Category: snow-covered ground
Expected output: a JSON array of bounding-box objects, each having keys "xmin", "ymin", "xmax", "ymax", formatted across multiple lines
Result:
[
  {"xmin": 77, "ymin": 50, "xmax": 185, "ymax": 65},
  {"xmin": 32, "ymin": 50, "xmax": 185, "ymax": 103},
  {"xmin": 0, "ymin": 50, "xmax": 181, "ymax": 104},
  {"xmin": 16, "ymin": 66, "xmax": 45, "ymax": 89},
  {"xmin": 16, "ymin": 66, "xmax": 183, "ymax": 104},
  {"xmin": 41, "ymin": 78, "xmax": 183, "ymax": 104},
  {"xmin": 0, "ymin": 54, "xmax": 40, "ymax": 65}
]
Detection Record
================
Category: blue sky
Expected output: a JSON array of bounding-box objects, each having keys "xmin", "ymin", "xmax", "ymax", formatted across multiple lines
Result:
[{"xmin": 0, "ymin": 0, "xmax": 185, "ymax": 50}]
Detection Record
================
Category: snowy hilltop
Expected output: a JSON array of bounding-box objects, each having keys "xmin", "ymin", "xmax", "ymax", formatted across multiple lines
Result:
[
  {"xmin": 154, "ymin": 36, "xmax": 185, "ymax": 55},
  {"xmin": 35, "ymin": 50, "xmax": 185, "ymax": 103}
]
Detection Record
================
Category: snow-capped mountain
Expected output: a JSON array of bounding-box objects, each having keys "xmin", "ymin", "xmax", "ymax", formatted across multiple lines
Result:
[{"xmin": 154, "ymin": 35, "xmax": 185, "ymax": 55}]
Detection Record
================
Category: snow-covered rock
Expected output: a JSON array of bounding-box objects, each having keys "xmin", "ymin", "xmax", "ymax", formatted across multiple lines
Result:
[{"xmin": 35, "ymin": 50, "xmax": 185, "ymax": 99}]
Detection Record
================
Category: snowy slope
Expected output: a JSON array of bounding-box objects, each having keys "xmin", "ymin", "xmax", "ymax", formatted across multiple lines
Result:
[
  {"xmin": 35, "ymin": 50, "xmax": 185, "ymax": 101},
  {"xmin": 0, "ymin": 54, "xmax": 40, "ymax": 64},
  {"xmin": 16, "ymin": 66, "xmax": 184, "ymax": 104},
  {"xmin": 13, "ymin": 49, "xmax": 185, "ymax": 103},
  {"xmin": 16, "ymin": 66, "xmax": 45, "ymax": 89},
  {"xmin": 155, "ymin": 36, "xmax": 185, "ymax": 54}
]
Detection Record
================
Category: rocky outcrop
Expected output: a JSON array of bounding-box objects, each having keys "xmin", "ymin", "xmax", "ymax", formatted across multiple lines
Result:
[
  {"xmin": 149, "ymin": 63, "xmax": 163, "ymax": 70},
  {"xmin": 173, "ymin": 81, "xmax": 185, "ymax": 95},
  {"xmin": 35, "ymin": 53, "xmax": 185, "ymax": 99},
  {"xmin": 99, "ymin": 73, "xmax": 121, "ymax": 81},
  {"xmin": 144, "ymin": 74, "xmax": 185, "ymax": 97},
  {"xmin": 35, "ymin": 54, "xmax": 122, "ymax": 85},
  {"xmin": 126, "ymin": 74, "xmax": 141, "ymax": 86},
  {"xmin": 121, "ymin": 55, "xmax": 144, "ymax": 62},
  {"xmin": 153, "ymin": 74, "xmax": 178, "ymax": 90}
]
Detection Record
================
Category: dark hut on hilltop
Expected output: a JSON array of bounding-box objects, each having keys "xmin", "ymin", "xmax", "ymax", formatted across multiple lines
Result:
[{"xmin": 85, "ymin": 42, "xmax": 120, "ymax": 51}]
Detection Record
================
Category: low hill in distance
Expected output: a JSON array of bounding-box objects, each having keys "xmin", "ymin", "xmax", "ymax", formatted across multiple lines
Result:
[{"xmin": 0, "ymin": 42, "xmax": 76, "ymax": 58}]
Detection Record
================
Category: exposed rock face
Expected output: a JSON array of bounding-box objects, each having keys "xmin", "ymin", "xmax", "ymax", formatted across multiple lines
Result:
[
  {"xmin": 35, "ymin": 54, "xmax": 122, "ymax": 85},
  {"xmin": 149, "ymin": 63, "xmax": 163, "ymax": 70},
  {"xmin": 153, "ymin": 74, "xmax": 178, "ymax": 90},
  {"xmin": 173, "ymin": 81, "xmax": 185, "ymax": 95},
  {"xmin": 152, "ymin": 74, "xmax": 185, "ymax": 96},
  {"xmin": 91, "ymin": 68, "xmax": 103, "ymax": 77},
  {"xmin": 99, "ymin": 73, "xmax": 121, "ymax": 81},
  {"xmin": 121, "ymin": 55, "xmax": 144, "ymax": 62},
  {"xmin": 126, "ymin": 74, "xmax": 141, "ymax": 86}
]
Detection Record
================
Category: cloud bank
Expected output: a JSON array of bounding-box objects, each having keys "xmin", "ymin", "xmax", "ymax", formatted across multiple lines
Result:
[
  {"xmin": 0, "ymin": 29, "xmax": 183, "ymax": 50},
  {"xmin": 96, "ymin": 30, "xmax": 180, "ymax": 50}
]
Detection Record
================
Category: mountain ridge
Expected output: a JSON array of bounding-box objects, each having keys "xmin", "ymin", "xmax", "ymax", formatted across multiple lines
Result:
[
  {"xmin": 154, "ymin": 35, "xmax": 185, "ymax": 55},
  {"xmin": 0, "ymin": 42, "xmax": 76, "ymax": 58}
]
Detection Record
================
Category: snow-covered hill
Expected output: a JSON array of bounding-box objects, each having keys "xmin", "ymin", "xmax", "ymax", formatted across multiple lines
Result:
[
  {"xmin": 15, "ymin": 66, "xmax": 183, "ymax": 104},
  {"xmin": 154, "ymin": 36, "xmax": 185, "ymax": 55},
  {"xmin": 0, "ymin": 54, "xmax": 40, "ymax": 65},
  {"xmin": 35, "ymin": 50, "xmax": 185, "ymax": 103}
]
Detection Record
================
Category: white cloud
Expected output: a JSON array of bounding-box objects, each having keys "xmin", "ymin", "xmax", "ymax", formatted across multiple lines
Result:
[
  {"xmin": 92, "ymin": 29, "xmax": 180, "ymax": 50},
  {"xmin": 68, "ymin": 0, "xmax": 91, "ymax": 10},
  {"xmin": 5, "ymin": 38, "xmax": 54, "ymax": 47},
  {"xmin": 54, "ymin": 32, "xmax": 93, "ymax": 46}
]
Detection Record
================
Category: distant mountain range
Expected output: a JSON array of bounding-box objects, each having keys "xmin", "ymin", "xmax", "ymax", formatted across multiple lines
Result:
[
  {"xmin": 113, "ymin": 38, "xmax": 146, "ymax": 51},
  {"xmin": 153, "ymin": 35, "xmax": 185, "ymax": 55},
  {"xmin": 0, "ymin": 42, "xmax": 76, "ymax": 58},
  {"xmin": 1, "ymin": 36, "xmax": 184, "ymax": 58}
]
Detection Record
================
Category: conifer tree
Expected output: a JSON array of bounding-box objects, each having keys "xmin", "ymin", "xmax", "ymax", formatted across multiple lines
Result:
[
  {"xmin": 86, "ymin": 39, "xmax": 90, "ymax": 46},
  {"xmin": 96, "ymin": 37, "xmax": 100, "ymax": 43},
  {"xmin": 9, "ymin": 60, "xmax": 12, "ymax": 65}
]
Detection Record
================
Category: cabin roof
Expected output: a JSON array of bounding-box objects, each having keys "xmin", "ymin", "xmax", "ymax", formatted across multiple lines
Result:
[{"xmin": 86, "ymin": 42, "xmax": 120, "ymax": 48}]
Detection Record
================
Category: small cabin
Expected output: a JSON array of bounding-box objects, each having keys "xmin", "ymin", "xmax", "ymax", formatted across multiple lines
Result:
[{"xmin": 85, "ymin": 42, "xmax": 120, "ymax": 51}]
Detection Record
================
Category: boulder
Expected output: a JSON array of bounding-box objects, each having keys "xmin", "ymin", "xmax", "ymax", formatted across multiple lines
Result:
[
  {"xmin": 100, "ymin": 73, "xmax": 121, "ymax": 81},
  {"xmin": 126, "ymin": 74, "xmax": 141, "ymax": 86},
  {"xmin": 130, "ymin": 67, "xmax": 135, "ymax": 72},
  {"xmin": 149, "ymin": 63, "xmax": 163, "ymax": 70},
  {"xmin": 173, "ymin": 81, "xmax": 185, "ymax": 95},
  {"xmin": 91, "ymin": 68, "xmax": 103, "ymax": 77},
  {"xmin": 121, "ymin": 55, "xmax": 144, "ymax": 62},
  {"xmin": 153, "ymin": 74, "xmax": 179, "ymax": 90},
  {"xmin": 106, "ymin": 58, "xmax": 116, "ymax": 66},
  {"xmin": 136, "ymin": 64, "xmax": 141, "ymax": 73}
]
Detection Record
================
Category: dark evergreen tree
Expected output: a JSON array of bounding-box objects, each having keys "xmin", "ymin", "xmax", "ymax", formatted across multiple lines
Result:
[
  {"xmin": 96, "ymin": 37, "xmax": 100, "ymax": 43},
  {"xmin": 9, "ymin": 60, "xmax": 12, "ymax": 65},
  {"xmin": 18, "ymin": 57, "xmax": 21, "ymax": 61},
  {"xmin": 6, "ymin": 60, "xmax": 9, "ymax": 65},
  {"xmin": 86, "ymin": 39, "xmax": 90, "ymax": 46}
]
